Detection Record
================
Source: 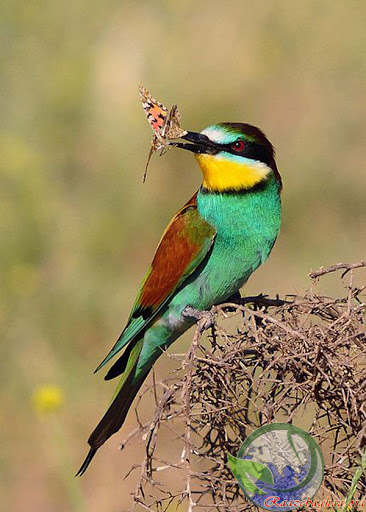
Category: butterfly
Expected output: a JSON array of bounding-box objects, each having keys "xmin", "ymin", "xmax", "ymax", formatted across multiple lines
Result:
[{"xmin": 139, "ymin": 85, "xmax": 187, "ymax": 182}]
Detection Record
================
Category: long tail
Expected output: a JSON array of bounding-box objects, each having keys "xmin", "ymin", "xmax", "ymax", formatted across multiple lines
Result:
[{"xmin": 76, "ymin": 338, "xmax": 145, "ymax": 476}]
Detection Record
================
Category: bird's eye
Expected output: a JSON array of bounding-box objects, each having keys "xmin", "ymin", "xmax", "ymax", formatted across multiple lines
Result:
[{"xmin": 231, "ymin": 139, "xmax": 245, "ymax": 152}]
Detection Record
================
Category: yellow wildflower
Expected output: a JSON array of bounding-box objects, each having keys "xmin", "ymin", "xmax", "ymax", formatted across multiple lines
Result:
[{"xmin": 32, "ymin": 386, "xmax": 65, "ymax": 416}]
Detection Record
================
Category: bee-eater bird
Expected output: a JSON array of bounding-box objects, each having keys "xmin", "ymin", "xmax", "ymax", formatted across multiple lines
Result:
[{"xmin": 77, "ymin": 122, "xmax": 282, "ymax": 475}]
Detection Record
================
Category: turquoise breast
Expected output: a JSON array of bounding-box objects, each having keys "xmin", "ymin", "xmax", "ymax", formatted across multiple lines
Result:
[
  {"xmin": 140, "ymin": 175, "xmax": 281, "ymax": 364},
  {"xmin": 194, "ymin": 176, "xmax": 281, "ymax": 303}
]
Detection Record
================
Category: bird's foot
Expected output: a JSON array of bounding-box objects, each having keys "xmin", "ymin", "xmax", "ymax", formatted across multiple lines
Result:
[{"xmin": 182, "ymin": 305, "xmax": 216, "ymax": 331}]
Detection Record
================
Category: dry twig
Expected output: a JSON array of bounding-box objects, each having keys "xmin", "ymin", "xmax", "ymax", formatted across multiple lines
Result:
[{"xmin": 121, "ymin": 263, "xmax": 365, "ymax": 511}]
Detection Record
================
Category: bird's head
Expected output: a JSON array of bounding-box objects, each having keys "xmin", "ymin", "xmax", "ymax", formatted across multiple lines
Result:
[{"xmin": 176, "ymin": 122, "xmax": 282, "ymax": 193}]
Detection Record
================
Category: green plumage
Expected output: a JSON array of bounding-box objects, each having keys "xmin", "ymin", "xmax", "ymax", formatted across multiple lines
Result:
[{"xmin": 77, "ymin": 122, "xmax": 282, "ymax": 475}]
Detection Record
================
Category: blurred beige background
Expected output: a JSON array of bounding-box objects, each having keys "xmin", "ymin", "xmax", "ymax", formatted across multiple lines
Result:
[{"xmin": 1, "ymin": 1, "xmax": 365, "ymax": 511}]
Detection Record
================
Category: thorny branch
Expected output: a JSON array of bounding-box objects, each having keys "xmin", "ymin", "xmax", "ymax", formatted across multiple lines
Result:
[
  {"xmin": 121, "ymin": 263, "xmax": 366, "ymax": 511},
  {"xmin": 309, "ymin": 260, "xmax": 366, "ymax": 279}
]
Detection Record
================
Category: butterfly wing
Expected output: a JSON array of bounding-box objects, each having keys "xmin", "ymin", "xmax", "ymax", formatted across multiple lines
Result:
[
  {"xmin": 163, "ymin": 104, "xmax": 187, "ymax": 139},
  {"xmin": 139, "ymin": 85, "xmax": 168, "ymax": 138}
]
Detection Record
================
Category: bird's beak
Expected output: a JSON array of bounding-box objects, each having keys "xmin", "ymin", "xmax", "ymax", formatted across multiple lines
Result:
[{"xmin": 174, "ymin": 131, "xmax": 218, "ymax": 155}]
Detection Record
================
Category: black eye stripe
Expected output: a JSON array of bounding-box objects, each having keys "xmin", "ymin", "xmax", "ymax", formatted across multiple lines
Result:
[
  {"xmin": 220, "ymin": 139, "xmax": 247, "ymax": 154},
  {"xmin": 214, "ymin": 139, "xmax": 273, "ymax": 166}
]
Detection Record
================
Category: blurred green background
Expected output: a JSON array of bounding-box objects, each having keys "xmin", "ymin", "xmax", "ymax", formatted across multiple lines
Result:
[{"xmin": 1, "ymin": 1, "xmax": 365, "ymax": 510}]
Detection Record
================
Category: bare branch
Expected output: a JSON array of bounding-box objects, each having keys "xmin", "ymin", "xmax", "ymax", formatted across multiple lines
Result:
[
  {"xmin": 122, "ymin": 263, "xmax": 366, "ymax": 511},
  {"xmin": 309, "ymin": 261, "xmax": 366, "ymax": 279}
]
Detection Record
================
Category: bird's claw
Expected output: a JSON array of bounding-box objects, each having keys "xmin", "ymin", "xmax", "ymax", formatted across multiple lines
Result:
[{"xmin": 182, "ymin": 305, "xmax": 216, "ymax": 330}]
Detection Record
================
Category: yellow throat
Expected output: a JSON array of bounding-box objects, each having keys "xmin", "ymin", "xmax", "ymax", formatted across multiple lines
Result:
[{"xmin": 196, "ymin": 153, "xmax": 271, "ymax": 192}]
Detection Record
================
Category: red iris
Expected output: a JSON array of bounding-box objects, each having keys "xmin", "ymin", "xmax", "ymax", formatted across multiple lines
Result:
[{"xmin": 231, "ymin": 139, "xmax": 245, "ymax": 152}]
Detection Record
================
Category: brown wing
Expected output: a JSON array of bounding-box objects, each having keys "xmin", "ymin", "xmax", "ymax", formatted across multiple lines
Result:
[
  {"xmin": 95, "ymin": 192, "xmax": 216, "ymax": 372},
  {"xmin": 131, "ymin": 192, "xmax": 215, "ymax": 318}
]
